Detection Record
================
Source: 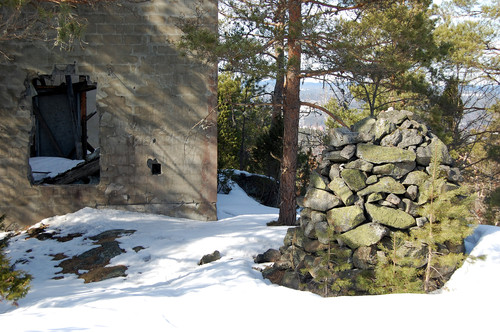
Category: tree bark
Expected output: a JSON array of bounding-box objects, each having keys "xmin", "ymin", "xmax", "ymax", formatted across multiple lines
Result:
[{"xmin": 278, "ymin": 0, "xmax": 301, "ymax": 226}]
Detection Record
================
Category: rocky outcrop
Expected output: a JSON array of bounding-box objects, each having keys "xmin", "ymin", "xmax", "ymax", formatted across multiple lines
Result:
[{"xmin": 260, "ymin": 109, "xmax": 465, "ymax": 296}]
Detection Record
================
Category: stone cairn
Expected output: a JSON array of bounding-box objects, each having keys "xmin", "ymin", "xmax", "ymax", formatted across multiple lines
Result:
[{"xmin": 258, "ymin": 109, "xmax": 465, "ymax": 296}]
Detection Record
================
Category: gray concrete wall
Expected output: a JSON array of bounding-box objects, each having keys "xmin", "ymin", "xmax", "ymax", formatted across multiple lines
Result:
[{"xmin": 0, "ymin": 0, "xmax": 218, "ymax": 229}]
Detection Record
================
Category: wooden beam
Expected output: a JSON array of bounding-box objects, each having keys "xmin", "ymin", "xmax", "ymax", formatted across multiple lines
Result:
[{"xmin": 32, "ymin": 102, "xmax": 65, "ymax": 158}]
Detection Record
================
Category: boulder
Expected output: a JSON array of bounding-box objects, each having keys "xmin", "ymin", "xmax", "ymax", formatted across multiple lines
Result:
[
  {"xmin": 365, "ymin": 203, "xmax": 416, "ymax": 229},
  {"xmin": 198, "ymin": 250, "xmax": 221, "ymax": 265},
  {"xmin": 357, "ymin": 177, "xmax": 406, "ymax": 196},
  {"xmin": 372, "ymin": 161, "xmax": 416, "ymax": 179},
  {"xmin": 339, "ymin": 223, "xmax": 389, "ymax": 249},
  {"xmin": 341, "ymin": 169, "xmax": 367, "ymax": 192},
  {"xmin": 357, "ymin": 144, "xmax": 416, "ymax": 164},
  {"xmin": 254, "ymin": 249, "xmax": 282, "ymax": 263},
  {"xmin": 328, "ymin": 127, "xmax": 359, "ymax": 147},
  {"xmin": 327, "ymin": 205, "xmax": 366, "ymax": 233},
  {"xmin": 328, "ymin": 177, "xmax": 355, "ymax": 206},
  {"xmin": 309, "ymin": 171, "xmax": 328, "ymax": 190},
  {"xmin": 353, "ymin": 246, "xmax": 379, "ymax": 269},
  {"xmin": 345, "ymin": 159, "xmax": 374, "ymax": 172},
  {"xmin": 416, "ymin": 137, "xmax": 453, "ymax": 166},
  {"xmin": 302, "ymin": 188, "xmax": 342, "ymax": 211}
]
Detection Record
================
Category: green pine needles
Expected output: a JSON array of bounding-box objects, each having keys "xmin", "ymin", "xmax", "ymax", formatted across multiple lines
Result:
[
  {"xmin": 0, "ymin": 215, "xmax": 32, "ymax": 306},
  {"xmin": 359, "ymin": 150, "xmax": 475, "ymax": 294}
]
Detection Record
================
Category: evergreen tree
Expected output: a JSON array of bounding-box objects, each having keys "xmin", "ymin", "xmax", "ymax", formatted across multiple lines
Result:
[
  {"xmin": 0, "ymin": 215, "xmax": 31, "ymax": 306},
  {"xmin": 177, "ymin": 0, "xmax": 438, "ymax": 225},
  {"xmin": 0, "ymin": 0, "xmax": 89, "ymax": 57},
  {"xmin": 357, "ymin": 152, "xmax": 475, "ymax": 294}
]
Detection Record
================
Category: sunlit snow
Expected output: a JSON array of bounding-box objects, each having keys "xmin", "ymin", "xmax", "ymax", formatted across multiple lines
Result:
[{"xmin": 0, "ymin": 182, "xmax": 498, "ymax": 331}]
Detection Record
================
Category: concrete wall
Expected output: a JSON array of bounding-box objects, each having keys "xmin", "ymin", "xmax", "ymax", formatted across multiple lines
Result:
[{"xmin": 0, "ymin": 0, "xmax": 218, "ymax": 229}]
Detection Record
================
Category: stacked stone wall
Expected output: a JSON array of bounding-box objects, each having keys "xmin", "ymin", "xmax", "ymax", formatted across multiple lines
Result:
[{"xmin": 261, "ymin": 109, "xmax": 466, "ymax": 295}]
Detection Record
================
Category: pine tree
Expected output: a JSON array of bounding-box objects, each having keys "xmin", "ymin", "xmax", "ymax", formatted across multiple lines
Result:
[
  {"xmin": 0, "ymin": 215, "xmax": 32, "ymax": 306},
  {"xmin": 177, "ymin": 0, "xmax": 439, "ymax": 225},
  {"xmin": 358, "ymin": 150, "xmax": 475, "ymax": 294}
]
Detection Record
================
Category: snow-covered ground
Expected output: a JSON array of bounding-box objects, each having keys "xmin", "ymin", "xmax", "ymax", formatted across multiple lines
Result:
[
  {"xmin": 29, "ymin": 157, "xmax": 84, "ymax": 182},
  {"xmin": 1, "ymin": 183, "xmax": 499, "ymax": 331}
]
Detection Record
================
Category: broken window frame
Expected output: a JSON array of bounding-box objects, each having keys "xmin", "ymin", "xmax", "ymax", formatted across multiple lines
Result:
[{"xmin": 30, "ymin": 72, "xmax": 100, "ymax": 185}]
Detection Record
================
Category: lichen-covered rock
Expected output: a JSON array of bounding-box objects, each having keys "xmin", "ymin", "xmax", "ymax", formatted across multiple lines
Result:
[
  {"xmin": 260, "ymin": 109, "xmax": 465, "ymax": 297},
  {"xmin": 380, "ymin": 129, "xmax": 403, "ymax": 147},
  {"xmin": 352, "ymin": 116, "xmax": 376, "ymax": 133},
  {"xmin": 357, "ymin": 144, "xmax": 416, "ymax": 164},
  {"xmin": 327, "ymin": 205, "xmax": 366, "ymax": 233},
  {"xmin": 341, "ymin": 169, "xmax": 367, "ymax": 192},
  {"xmin": 302, "ymin": 188, "xmax": 342, "ymax": 211},
  {"xmin": 398, "ymin": 129, "xmax": 424, "ymax": 149},
  {"xmin": 416, "ymin": 137, "xmax": 453, "ymax": 166},
  {"xmin": 372, "ymin": 161, "xmax": 416, "ymax": 179},
  {"xmin": 403, "ymin": 170, "xmax": 429, "ymax": 186},
  {"xmin": 324, "ymin": 150, "xmax": 351, "ymax": 162},
  {"xmin": 328, "ymin": 127, "xmax": 359, "ymax": 147},
  {"xmin": 309, "ymin": 171, "xmax": 328, "ymax": 190},
  {"xmin": 377, "ymin": 109, "xmax": 413, "ymax": 125},
  {"xmin": 357, "ymin": 176, "xmax": 406, "ymax": 196},
  {"xmin": 374, "ymin": 118, "xmax": 397, "ymax": 140},
  {"xmin": 365, "ymin": 203, "xmax": 416, "ymax": 229},
  {"xmin": 345, "ymin": 159, "xmax": 374, "ymax": 172},
  {"xmin": 353, "ymin": 246, "xmax": 379, "ymax": 269},
  {"xmin": 328, "ymin": 177, "xmax": 355, "ymax": 206},
  {"xmin": 339, "ymin": 223, "xmax": 389, "ymax": 249}
]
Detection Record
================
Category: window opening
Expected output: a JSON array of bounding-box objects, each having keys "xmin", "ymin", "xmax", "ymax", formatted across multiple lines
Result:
[{"xmin": 29, "ymin": 67, "xmax": 100, "ymax": 185}]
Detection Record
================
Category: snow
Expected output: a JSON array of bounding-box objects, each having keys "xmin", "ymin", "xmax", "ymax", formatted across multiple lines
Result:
[
  {"xmin": 29, "ymin": 157, "xmax": 84, "ymax": 182},
  {"xmin": 1, "ymin": 182, "xmax": 499, "ymax": 331}
]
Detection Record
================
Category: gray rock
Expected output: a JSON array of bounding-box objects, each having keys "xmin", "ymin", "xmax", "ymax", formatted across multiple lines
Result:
[
  {"xmin": 416, "ymin": 216, "xmax": 428, "ymax": 227},
  {"xmin": 283, "ymin": 227, "xmax": 306, "ymax": 247},
  {"xmin": 386, "ymin": 193, "xmax": 401, "ymax": 205},
  {"xmin": 303, "ymin": 188, "xmax": 342, "ymax": 211},
  {"xmin": 281, "ymin": 271, "xmax": 301, "ymax": 290},
  {"xmin": 365, "ymin": 203, "xmax": 416, "ymax": 229},
  {"xmin": 341, "ymin": 169, "xmax": 367, "ymax": 192},
  {"xmin": 328, "ymin": 127, "xmax": 359, "ymax": 147},
  {"xmin": 309, "ymin": 171, "xmax": 328, "ymax": 190},
  {"xmin": 406, "ymin": 185, "xmax": 419, "ymax": 201},
  {"xmin": 198, "ymin": 250, "xmax": 221, "ymax": 265},
  {"xmin": 367, "ymin": 192, "xmax": 384, "ymax": 202},
  {"xmin": 328, "ymin": 177, "xmax": 355, "ymax": 206},
  {"xmin": 416, "ymin": 137, "xmax": 453, "ymax": 166},
  {"xmin": 403, "ymin": 170, "xmax": 429, "ymax": 186},
  {"xmin": 352, "ymin": 116, "xmax": 376, "ymax": 133},
  {"xmin": 380, "ymin": 129, "xmax": 402, "ymax": 147},
  {"xmin": 366, "ymin": 175, "xmax": 378, "ymax": 185},
  {"xmin": 353, "ymin": 246, "xmax": 378, "ymax": 269},
  {"xmin": 398, "ymin": 129, "xmax": 424, "ymax": 149},
  {"xmin": 357, "ymin": 176, "xmax": 406, "ymax": 196},
  {"xmin": 402, "ymin": 198, "xmax": 418, "ymax": 216},
  {"xmin": 254, "ymin": 249, "xmax": 281, "ymax": 263},
  {"xmin": 340, "ymin": 144, "xmax": 357, "ymax": 160},
  {"xmin": 372, "ymin": 161, "xmax": 416, "ymax": 179},
  {"xmin": 345, "ymin": 159, "xmax": 374, "ymax": 172},
  {"xmin": 357, "ymin": 144, "xmax": 416, "ymax": 164},
  {"xmin": 315, "ymin": 221, "xmax": 330, "ymax": 245},
  {"xmin": 329, "ymin": 163, "xmax": 341, "ymax": 180},
  {"xmin": 374, "ymin": 118, "xmax": 397, "ymax": 140},
  {"xmin": 377, "ymin": 109, "xmax": 413, "ymax": 125},
  {"xmin": 324, "ymin": 150, "xmax": 351, "ymax": 163},
  {"xmin": 339, "ymin": 223, "xmax": 389, "ymax": 249},
  {"xmin": 327, "ymin": 205, "xmax": 366, "ymax": 233}
]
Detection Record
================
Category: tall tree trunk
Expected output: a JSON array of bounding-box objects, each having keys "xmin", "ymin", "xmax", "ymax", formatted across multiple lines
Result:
[{"xmin": 278, "ymin": 0, "xmax": 301, "ymax": 226}]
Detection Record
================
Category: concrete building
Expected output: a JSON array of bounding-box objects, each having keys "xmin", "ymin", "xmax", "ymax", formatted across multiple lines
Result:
[{"xmin": 0, "ymin": 0, "xmax": 218, "ymax": 229}]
